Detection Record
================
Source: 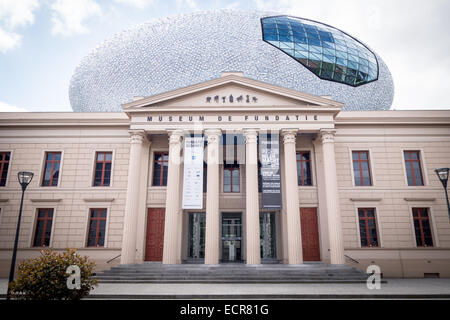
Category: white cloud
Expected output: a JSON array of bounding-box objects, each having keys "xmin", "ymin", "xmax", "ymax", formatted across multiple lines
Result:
[
  {"xmin": 0, "ymin": 101, "xmax": 28, "ymax": 112},
  {"xmin": 0, "ymin": 0, "xmax": 39, "ymax": 29},
  {"xmin": 113, "ymin": 0, "xmax": 156, "ymax": 8},
  {"xmin": 0, "ymin": 28, "xmax": 21, "ymax": 52},
  {"xmin": 0, "ymin": 0, "xmax": 39, "ymax": 52},
  {"xmin": 51, "ymin": 0, "xmax": 102, "ymax": 36}
]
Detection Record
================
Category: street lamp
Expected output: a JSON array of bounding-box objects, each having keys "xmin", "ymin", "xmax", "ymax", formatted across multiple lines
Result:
[
  {"xmin": 435, "ymin": 168, "xmax": 450, "ymax": 220},
  {"xmin": 6, "ymin": 171, "xmax": 34, "ymax": 301}
]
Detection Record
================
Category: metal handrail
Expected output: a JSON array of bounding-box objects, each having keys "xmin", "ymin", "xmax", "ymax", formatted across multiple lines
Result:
[
  {"xmin": 107, "ymin": 254, "xmax": 121, "ymax": 264},
  {"xmin": 344, "ymin": 254, "xmax": 359, "ymax": 264}
]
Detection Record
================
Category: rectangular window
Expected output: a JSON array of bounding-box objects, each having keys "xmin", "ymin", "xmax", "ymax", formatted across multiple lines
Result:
[
  {"xmin": 33, "ymin": 208, "xmax": 54, "ymax": 247},
  {"xmin": 358, "ymin": 208, "xmax": 379, "ymax": 247},
  {"xmin": 223, "ymin": 162, "xmax": 240, "ymax": 193},
  {"xmin": 296, "ymin": 151, "xmax": 312, "ymax": 186},
  {"xmin": 152, "ymin": 152, "xmax": 168, "ymax": 186},
  {"xmin": 93, "ymin": 152, "xmax": 112, "ymax": 186},
  {"xmin": 404, "ymin": 151, "xmax": 424, "ymax": 186},
  {"xmin": 42, "ymin": 152, "xmax": 61, "ymax": 187},
  {"xmin": 352, "ymin": 151, "xmax": 372, "ymax": 186},
  {"xmin": 412, "ymin": 208, "xmax": 433, "ymax": 247},
  {"xmin": 0, "ymin": 152, "xmax": 11, "ymax": 187},
  {"xmin": 87, "ymin": 208, "xmax": 107, "ymax": 247}
]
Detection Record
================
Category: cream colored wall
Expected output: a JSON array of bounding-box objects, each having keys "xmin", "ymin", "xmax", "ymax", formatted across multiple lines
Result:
[
  {"xmin": 0, "ymin": 115, "xmax": 130, "ymax": 274},
  {"xmin": 334, "ymin": 120, "xmax": 450, "ymax": 277}
]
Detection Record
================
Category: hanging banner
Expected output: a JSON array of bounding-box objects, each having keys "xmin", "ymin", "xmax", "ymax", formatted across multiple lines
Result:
[
  {"xmin": 182, "ymin": 136, "xmax": 204, "ymax": 209},
  {"xmin": 259, "ymin": 133, "xmax": 282, "ymax": 209}
]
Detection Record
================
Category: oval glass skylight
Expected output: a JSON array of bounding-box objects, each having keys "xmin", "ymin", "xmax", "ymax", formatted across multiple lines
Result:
[{"xmin": 261, "ymin": 15, "xmax": 378, "ymax": 86}]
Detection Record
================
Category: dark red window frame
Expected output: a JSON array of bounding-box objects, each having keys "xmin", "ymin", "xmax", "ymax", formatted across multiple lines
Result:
[
  {"xmin": 0, "ymin": 151, "xmax": 11, "ymax": 187},
  {"xmin": 358, "ymin": 208, "xmax": 379, "ymax": 247},
  {"xmin": 404, "ymin": 151, "xmax": 424, "ymax": 186},
  {"xmin": 93, "ymin": 151, "xmax": 112, "ymax": 186},
  {"xmin": 352, "ymin": 151, "xmax": 372, "ymax": 186},
  {"xmin": 223, "ymin": 162, "xmax": 240, "ymax": 193},
  {"xmin": 153, "ymin": 152, "xmax": 168, "ymax": 186},
  {"xmin": 87, "ymin": 208, "xmax": 107, "ymax": 247},
  {"xmin": 412, "ymin": 208, "xmax": 433, "ymax": 247},
  {"xmin": 33, "ymin": 208, "xmax": 54, "ymax": 247},
  {"xmin": 296, "ymin": 151, "xmax": 312, "ymax": 186},
  {"xmin": 42, "ymin": 152, "xmax": 61, "ymax": 187}
]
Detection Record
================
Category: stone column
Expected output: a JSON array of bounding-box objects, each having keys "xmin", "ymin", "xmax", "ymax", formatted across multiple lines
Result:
[
  {"xmin": 282, "ymin": 129, "xmax": 303, "ymax": 265},
  {"xmin": 204, "ymin": 129, "xmax": 221, "ymax": 264},
  {"xmin": 319, "ymin": 129, "xmax": 345, "ymax": 264},
  {"xmin": 243, "ymin": 129, "xmax": 261, "ymax": 265},
  {"xmin": 120, "ymin": 130, "xmax": 147, "ymax": 265},
  {"xmin": 162, "ymin": 130, "xmax": 183, "ymax": 264}
]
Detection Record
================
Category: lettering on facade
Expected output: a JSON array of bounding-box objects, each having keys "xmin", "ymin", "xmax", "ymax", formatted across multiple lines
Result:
[
  {"xmin": 205, "ymin": 94, "xmax": 258, "ymax": 103},
  {"xmin": 146, "ymin": 115, "xmax": 319, "ymax": 122}
]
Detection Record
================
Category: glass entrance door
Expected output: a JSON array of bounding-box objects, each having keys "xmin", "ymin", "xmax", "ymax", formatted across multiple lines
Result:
[
  {"xmin": 187, "ymin": 212, "xmax": 206, "ymax": 259},
  {"xmin": 221, "ymin": 213, "xmax": 242, "ymax": 262},
  {"xmin": 260, "ymin": 212, "xmax": 277, "ymax": 260}
]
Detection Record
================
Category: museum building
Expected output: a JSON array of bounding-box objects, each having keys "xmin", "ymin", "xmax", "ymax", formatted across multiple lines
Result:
[{"xmin": 0, "ymin": 10, "xmax": 449, "ymax": 278}]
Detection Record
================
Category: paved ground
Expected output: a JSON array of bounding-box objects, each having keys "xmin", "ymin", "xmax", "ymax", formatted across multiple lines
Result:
[{"xmin": 1, "ymin": 278, "xmax": 450, "ymax": 299}]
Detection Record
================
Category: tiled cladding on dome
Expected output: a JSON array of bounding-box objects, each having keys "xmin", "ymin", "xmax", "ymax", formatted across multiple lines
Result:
[{"xmin": 261, "ymin": 16, "xmax": 379, "ymax": 87}]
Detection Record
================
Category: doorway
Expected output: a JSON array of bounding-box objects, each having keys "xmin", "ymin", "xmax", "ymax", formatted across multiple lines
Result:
[
  {"xmin": 145, "ymin": 208, "xmax": 165, "ymax": 261},
  {"xmin": 221, "ymin": 212, "xmax": 242, "ymax": 262},
  {"xmin": 300, "ymin": 207, "xmax": 321, "ymax": 261}
]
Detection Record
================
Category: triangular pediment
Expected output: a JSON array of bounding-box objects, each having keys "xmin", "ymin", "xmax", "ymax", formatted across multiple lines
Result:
[{"xmin": 122, "ymin": 73, "xmax": 343, "ymax": 112}]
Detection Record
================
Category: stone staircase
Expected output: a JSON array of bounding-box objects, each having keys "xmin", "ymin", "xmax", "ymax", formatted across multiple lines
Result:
[{"xmin": 94, "ymin": 262, "xmax": 369, "ymax": 283}]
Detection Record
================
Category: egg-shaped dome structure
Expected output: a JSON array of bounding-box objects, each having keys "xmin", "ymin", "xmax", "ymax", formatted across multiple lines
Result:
[{"xmin": 69, "ymin": 9, "xmax": 394, "ymax": 112}]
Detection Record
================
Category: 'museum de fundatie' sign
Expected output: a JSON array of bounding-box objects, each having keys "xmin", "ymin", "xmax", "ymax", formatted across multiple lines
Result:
[{"xmin": 146, "ymin": 114, "xmax": 319, "ymax": 122}]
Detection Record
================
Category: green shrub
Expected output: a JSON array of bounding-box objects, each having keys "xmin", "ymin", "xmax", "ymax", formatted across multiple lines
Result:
[{"xmin": 8, "ymin": 248, "xmax": 98, "ymax": 300}]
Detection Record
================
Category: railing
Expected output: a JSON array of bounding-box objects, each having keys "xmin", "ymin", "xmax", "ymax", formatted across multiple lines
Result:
[
  {"xmin": 107, "ymin": 254, "xmax": 121, "ymax": 264},
  {"xmin": 344, "ymin": 254, "xmax": 359, "ymax": 264}
]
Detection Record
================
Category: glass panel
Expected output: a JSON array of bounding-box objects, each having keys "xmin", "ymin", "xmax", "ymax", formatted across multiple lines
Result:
[
  {"xmin": 97, "ymin": 153, "xmax": 104, "ymax": 161},
  {"xmin": 153, "ymin": 161, "xmax": 162, "ymax": 185},
  {"xmin": 98, "ymin": 220, "xmax": 106, "ymax": 246},
  {"xmin": 353, "ymin": 161, "xmax": 362, "ymax": 186},
  {"xmin": 359, "ymin": 219, "xmax": 367, "ymax": 247},
  {"xmin": 51, "ymin": 163, "xmax": 60, "ymax": 186},
  {"xmin": 361, "ymin": 162, "xmax": 371, "ymax": 186},
  {"xmin": 162, "ymin": 165, "xmax": 168, "ymax": 186},
  {"xmin": 412, "ymin": 162, "xmax": 423, "ymax": 185},
  {"xmin": 33, "ymin": 220, "xmax": 44, "ymax": 246},
  {"xmin": 188, "ymin": 213, "xmax": 206, "ymax": 259},
  {"xmin": 260, "ymin": 212, "xmax": 277, "ymax": 259},
  {"xmin": 88, "ymin": 220, "xmax": 97, "ymax": 247},
  {"xmin": 367, "ymin": 219, "xmax": 378, "ymax": 246},
  {"xmin": 406, "ymin": 163, "xmax": 414, "ymax": 186},
  {"xmin": 105, "ymin": 153, "xmax": 112, "ymax": 161},
  {"xmin": 413, "ymin": 219, "xmax": 422, "ymax": 246}
]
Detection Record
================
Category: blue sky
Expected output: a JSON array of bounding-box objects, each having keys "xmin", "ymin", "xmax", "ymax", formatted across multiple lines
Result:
[{"xmin": 1, "ymin": 0, "xmax": 450, "ymax": 112}]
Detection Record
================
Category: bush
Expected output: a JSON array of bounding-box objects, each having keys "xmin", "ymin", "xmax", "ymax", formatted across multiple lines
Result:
[{"xmin": 8, "ymin": 248, "xmax": 98, "ymax": 300}]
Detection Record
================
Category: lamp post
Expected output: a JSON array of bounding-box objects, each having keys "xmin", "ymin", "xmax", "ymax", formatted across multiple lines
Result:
[
  {"xmin": 6, "ymin": 171, "xmax": 34, "ymax": 301},
  {"xmin": 435, "ymin": 168, "xmax": 450, "ymax": 220}
]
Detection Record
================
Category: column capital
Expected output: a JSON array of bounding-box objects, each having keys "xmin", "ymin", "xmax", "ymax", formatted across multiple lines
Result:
[
  {"xmin": 281, "ymin": 129, "xmax": 298, "ymax": 144},
  {"xmin": 128, "ymin": 130, "xmax": 147, "ymax": 144},
  {"xmin": 243, "ymin": 129, "xmax": 258, "ymax": 144},
  {"xmin": 167, "ymin": 130, "xmax": 184, "ymax": 144},
  {"xmin": 319, "ymin": 129, "xmax": 336, "ymax": 144},
  {"xmin": 205, "ymin": 129, "xmax": 222, "ymax": 144}
]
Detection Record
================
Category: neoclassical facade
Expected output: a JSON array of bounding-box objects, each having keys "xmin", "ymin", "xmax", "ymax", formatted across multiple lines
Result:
[{"xmin": 1, "ymin": 73, "xmax": 449, "ymax": 277}]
